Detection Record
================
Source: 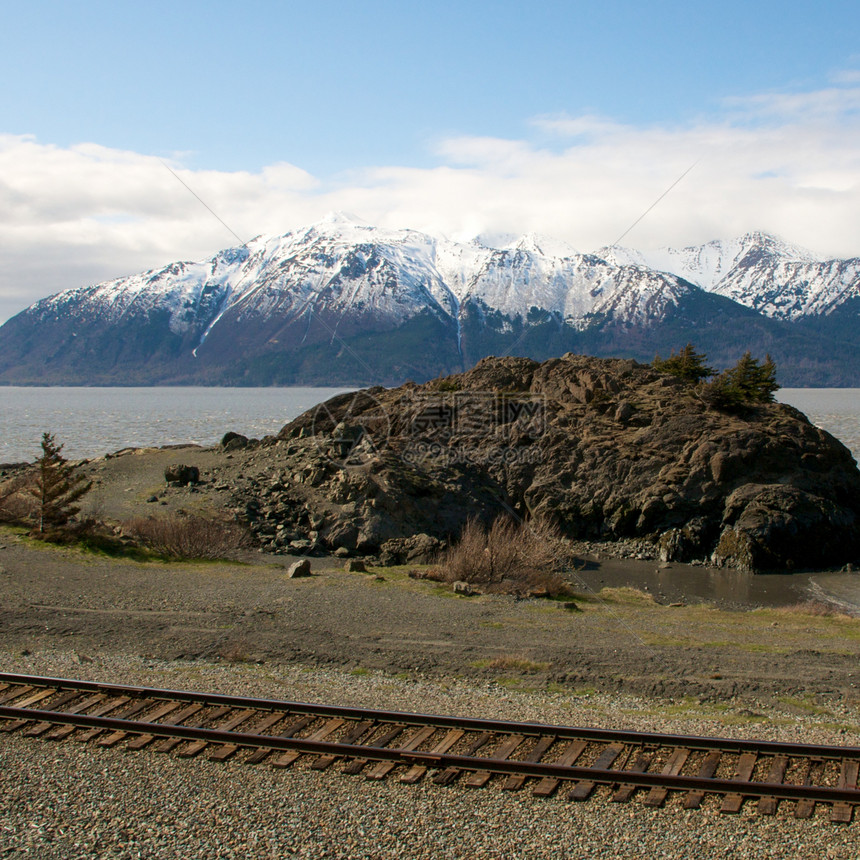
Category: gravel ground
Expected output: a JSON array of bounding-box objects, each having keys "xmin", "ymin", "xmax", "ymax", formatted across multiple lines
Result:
[
  {"xmin": 4, "ymin": 527, "xmax": 860, "ymax": 705},
  {"xmin": 2, "ymin": 649, "xmax": 859, "ymax": 859}
]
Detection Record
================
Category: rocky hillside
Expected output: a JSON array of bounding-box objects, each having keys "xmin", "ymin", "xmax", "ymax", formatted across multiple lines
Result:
[{"xmin": 224, "ymin": 353, "xmax": 860, "ymax": 572}]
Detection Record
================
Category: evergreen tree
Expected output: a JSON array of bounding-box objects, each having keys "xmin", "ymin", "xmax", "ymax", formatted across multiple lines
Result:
[
  {"xmin": 699, "ymin": 352, "xmax": 781, "ymax": 411},
  {"xmin": 723, "ymin": 351, "xmax": 780, "ymax": 403},
  {"xmin": 755, "ymin": 354, "xmax": 780, "ymax": 402},
  {"xmin": 29, "ymin": 432, "xmax": 92, "ymax": 534},
  {"xmin": 652, "ymin": 343, "xmax": 715, "ymax": 384}
]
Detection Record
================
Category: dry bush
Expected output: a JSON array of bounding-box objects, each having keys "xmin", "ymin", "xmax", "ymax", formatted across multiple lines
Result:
[
  {"xmin": 0, "ymin": 473, "xmax": 37, "ymax": 525},
  {"xmin": 430, "ymin": 516, "xmax": 576, "ymax": 597},
  {"xmin": 123, "ymin": 512, "xmax": 252, "ymax": 560}
]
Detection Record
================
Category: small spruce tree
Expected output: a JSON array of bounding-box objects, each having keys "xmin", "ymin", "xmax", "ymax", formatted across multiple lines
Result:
[
  {"xmin": 699, "ymin": 352, "xmax": 781, "ymax": 411},
  {"xmin": 29, "ymin": 432, "xmax": 92, "ymax": 534},
  {"xmin": 723, "ymin": 351, "xmax": 780, "ymax": 403},
  {"xmin": 754, "ymin": 353, "xmax": 780, "ymax": 402},
  {"xmin": 652, "ymin": 343, "xmax": 715, "ymax": 384}
]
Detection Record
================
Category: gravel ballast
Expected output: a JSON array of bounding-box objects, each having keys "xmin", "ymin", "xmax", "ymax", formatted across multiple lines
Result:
[{"xmin": 2, "ymin": 649, "xmax": 859, "ymax": 859}]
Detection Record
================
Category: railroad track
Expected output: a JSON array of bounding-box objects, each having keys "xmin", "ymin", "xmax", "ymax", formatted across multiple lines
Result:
[{"xmin": 2, "ymin": 672, "xmax": 859, "ymax": 822}]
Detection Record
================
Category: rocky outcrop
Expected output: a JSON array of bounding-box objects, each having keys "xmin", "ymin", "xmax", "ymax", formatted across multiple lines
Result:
[{"xmin": 227, "ymin": 354, "xmax": 860, "ymax": 571}]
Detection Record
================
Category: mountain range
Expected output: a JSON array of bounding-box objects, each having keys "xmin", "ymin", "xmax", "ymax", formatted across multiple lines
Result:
[{"xmin": 0, "ymin": 213, "xmax": 857, "ymax": 386}]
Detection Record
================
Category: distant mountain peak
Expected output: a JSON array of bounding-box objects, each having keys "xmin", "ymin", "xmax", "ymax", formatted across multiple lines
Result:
[
  {"xmin": 506, "ymin": 232, "xmax": 580, "ymax": 258},
  {"xmin": 319, "ymin": 210, "xmax": 369, "ymax": 227},
  {"xmin": 602, "ymin": 231, "xmax": 854, "ymax": 320},
  {"xmin": 733, "ymin": 230, "xmax": 820, "ymax": 262}
]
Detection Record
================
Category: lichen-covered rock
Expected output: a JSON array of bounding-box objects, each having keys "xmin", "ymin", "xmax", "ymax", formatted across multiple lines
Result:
[{"xmin": 228, "ymin": 354, "xmax": 860, "ymax": 571}]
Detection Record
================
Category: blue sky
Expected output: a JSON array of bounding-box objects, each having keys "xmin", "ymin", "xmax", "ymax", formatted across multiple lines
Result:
[{"xmin": 2, "ymin": 0, "xmax": 860, "ymax": 321}]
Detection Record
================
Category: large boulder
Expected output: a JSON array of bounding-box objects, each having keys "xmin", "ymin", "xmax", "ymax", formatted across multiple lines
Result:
[
  {"xmin": 711, "ymin": 484, "xmax": 856, "ymax": 572},
  {"xmin": 220, "ymin": 431, "xmax": 249, "ymax": 451},
  {"xmin": 285, "ymin": 558, "xmax": 311, "ymax": 578},
  {"xmin": 379, "ymin": 534, "xmax": 445, "ymax": 566}
]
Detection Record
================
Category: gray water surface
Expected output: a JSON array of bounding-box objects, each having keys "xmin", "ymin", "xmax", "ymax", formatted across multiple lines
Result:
[
  {"xmin": 572, "ymin": 558, "xmax": 860, "ymax": 613},
  {"xmin": 0, "ymin": 386, "xmax": 353, "ymax": 463}
]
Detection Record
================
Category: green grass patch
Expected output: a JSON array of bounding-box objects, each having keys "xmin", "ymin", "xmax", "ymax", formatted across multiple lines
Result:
[{"xmin": 776, "ymin": 694, "xmax": 834, "ymax": 716}]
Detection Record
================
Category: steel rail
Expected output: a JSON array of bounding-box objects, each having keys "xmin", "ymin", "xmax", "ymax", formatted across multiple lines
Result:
[
  {"xmin": 2, "ymin": 704, "xmax": 860, "ymax": 805},
  {"xmin": 3, "ymin": 672, "xmax": 859, "ymax": 761}
]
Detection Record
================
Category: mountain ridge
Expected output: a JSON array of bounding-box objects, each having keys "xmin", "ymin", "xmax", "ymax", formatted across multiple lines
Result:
[{"xmin": 0, "ymin": 215, "xmax": 857, "ymax": 386}]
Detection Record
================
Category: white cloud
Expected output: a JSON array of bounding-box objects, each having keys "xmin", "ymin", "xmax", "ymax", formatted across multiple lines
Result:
[
  {"xmin": 2, "ymin": 79, "xmax": 860, "ymax": 323},
  {"xmin": 831, "ymin": 68, "xmax": 860, "ymax": 85}
]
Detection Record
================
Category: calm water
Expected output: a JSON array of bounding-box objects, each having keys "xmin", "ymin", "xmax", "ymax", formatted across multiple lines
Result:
[
  {"xmin": 777, "ymin": 388, "xmax": 860, "ymax": 463},
  {"xmin": 0, "ymin": 387, "xmax": 353, "ymax": 463},
  {"xmin": 573, "ymin": 559, "xmax": 860, "ymax": 615}
]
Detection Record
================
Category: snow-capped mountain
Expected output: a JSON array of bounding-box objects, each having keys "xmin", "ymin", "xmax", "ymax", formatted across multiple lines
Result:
[
  {"xmin": 9, "ymin": 212, "xmax": 692, "ymax": 350},
  {"xmin": 603, "ymin": 231, "xmax": 860, "ymax": 321},
  {"xmin": 0, "ymin": 216, "xmax": 857, "ymax": 386}
]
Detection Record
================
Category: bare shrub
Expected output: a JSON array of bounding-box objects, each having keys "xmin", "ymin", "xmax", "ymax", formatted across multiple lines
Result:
[
  {"xmin": 0, "ymin": 472, "xmax": 37, "ymax": 525},
  {"xmin": 123, "ymin": 512, "xmax": 252, "ymax": 560},
  {"xmin": 430, "ymin": 516, "xmax": 576, "ymax": 597}
]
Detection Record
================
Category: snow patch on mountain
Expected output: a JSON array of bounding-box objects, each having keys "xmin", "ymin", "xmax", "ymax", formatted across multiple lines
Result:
[{"xmin": 600, "ymin": 232, "xmax": 858, "ymax": 321}]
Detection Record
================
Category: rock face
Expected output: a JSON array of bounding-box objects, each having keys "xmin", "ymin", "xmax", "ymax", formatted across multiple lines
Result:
[{"xmin": 228, "ymin": 354, "xmax": 860, "ymax": 572}]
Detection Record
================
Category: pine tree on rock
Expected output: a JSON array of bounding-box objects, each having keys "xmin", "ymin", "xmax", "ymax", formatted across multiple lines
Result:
[
  {"xmin": 699, "ymin": 351, "xmax": 781, "ymax": 411},
  {"xmin": 29, "ymin": 432, "xmax": 92, "ymax": 534},
  {"xmin": 724, "ymin": 351, "xmax": 780, "ymax": 403},
  {"xmin": 652, "ymin": 343, "xmax": 715, "ymax": 384}
]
